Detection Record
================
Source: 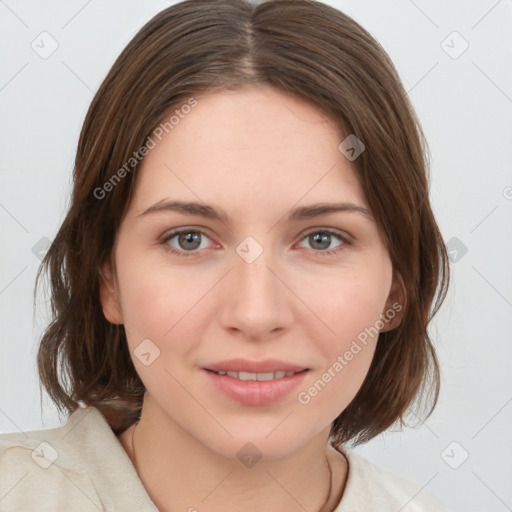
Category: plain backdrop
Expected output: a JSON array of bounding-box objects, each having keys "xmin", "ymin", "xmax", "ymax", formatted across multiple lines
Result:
[{"xmin": 1, "ymin": 1, "xmax": 511, "ymax": 511}]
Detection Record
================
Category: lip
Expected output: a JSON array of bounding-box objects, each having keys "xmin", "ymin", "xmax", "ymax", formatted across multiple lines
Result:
[
  {"xmin": 204, "ymin": 358, "xmax": 309, "ymax": 373},
  {"xmin": 203, "ymin": 367, "xmax": 310, "ymax": 406}
]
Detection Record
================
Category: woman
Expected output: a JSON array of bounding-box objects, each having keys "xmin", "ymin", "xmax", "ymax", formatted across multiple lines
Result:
[{"xmin": 0, "ymin": 1, "xmax": 450, "ymax": 510}]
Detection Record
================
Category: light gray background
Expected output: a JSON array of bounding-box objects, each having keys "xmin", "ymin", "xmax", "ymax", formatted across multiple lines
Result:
[{"xmin": 1, "ymin": 1, "xmax": 511, "ymax": 511}]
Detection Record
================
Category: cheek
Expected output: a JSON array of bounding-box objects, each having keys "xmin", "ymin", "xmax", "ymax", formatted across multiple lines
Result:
[
  {"xmin": 117, "ymin": 265, "xmax": 171, "ymax": 338},
  {"xmin": 116, "ymin": 246, "xmax": 201, "ymax": 334},
  {"xmin": 115, "ymin": 248, "xmax": 216, "ymax": 378},
  {"xmin": 114, "ymin": 255, "xmax": 206, "ymax": 395},
  {"xmin": 308, "ymin": 265, "xmax": 391, "ymax": 347},
  {"xmin": 295, "ymin": 266, "xmax": 390, "ymax": 413}
]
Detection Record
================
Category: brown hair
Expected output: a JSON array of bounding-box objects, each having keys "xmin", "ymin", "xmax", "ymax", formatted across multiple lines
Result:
[{"xmin": 35, "ymin": 0, "xmax": 449, "ymax": 445}]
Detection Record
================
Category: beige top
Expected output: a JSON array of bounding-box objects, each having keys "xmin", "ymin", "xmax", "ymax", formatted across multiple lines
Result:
[{"xmin": 0, "ymin": 405, "xmax": 447, "ymax": 511}]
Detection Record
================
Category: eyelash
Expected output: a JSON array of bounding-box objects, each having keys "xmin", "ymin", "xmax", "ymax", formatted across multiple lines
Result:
[{"xmin": 160, "ymin": 228, "xmax": 351, "ymax": 258}]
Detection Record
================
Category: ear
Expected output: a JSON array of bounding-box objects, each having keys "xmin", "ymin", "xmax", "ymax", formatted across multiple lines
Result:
[
  {"xmin": 379, "ymin": 270, "xmax": 406, "ymax": 333},
  {"xmin": 98, "ymin": 261, "xmax": 124, "ymax": 325}
]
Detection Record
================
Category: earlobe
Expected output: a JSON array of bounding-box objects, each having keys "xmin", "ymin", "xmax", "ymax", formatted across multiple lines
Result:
[
  {"xmin": 380, "ymin": 271, "xmax": 407, "ymax": 332},
  {"xmin": 98, "ymin": 262, "xmax": 124, "ymax": 325}
]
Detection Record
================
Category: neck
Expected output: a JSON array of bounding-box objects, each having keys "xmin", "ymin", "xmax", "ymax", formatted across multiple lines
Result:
[{"xmin": 119, "ymin": 399, "xmax": 347, "ymax": 512}]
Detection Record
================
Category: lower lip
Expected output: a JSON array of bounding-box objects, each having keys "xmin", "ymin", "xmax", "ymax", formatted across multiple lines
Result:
[{"xmin": 203, "ymin": 369, "xmax": 309, "ymax": 406}]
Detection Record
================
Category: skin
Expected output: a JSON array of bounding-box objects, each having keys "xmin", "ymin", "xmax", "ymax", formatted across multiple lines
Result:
[{"xmin": 100, "ymin": 85, "xmax": 404, "ymax": 512}]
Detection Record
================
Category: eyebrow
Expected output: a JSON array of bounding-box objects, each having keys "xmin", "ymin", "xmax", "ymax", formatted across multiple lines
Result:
[{"xmin": 137, "ymin": 199, "xmax": 373, "ymax": 224}]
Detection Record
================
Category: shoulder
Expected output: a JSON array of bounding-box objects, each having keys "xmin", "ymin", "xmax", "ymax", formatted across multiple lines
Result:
[
  {"xmin": 334, "ymin": 445, "xmax": 450, "ymax": 512},
  {"xmin": 0, "ymin": 407, "xmax": 105, "ymax": 510},
  {"xmin": 0, "ymin": 406, "xmax": 157, "ymax": 512}
]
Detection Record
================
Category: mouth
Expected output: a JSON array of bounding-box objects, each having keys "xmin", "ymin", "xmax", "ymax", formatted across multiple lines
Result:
[
  {"xmin": 202, "ymin": 361, "xmax": 310, "ymax": 405},
  {"xmin": 204, "ymin": 358, "xmax": 309, "ymax": 375},
  {"xmin": 205, "ymin": 369, "xmax": 309, "ymax": 381}
]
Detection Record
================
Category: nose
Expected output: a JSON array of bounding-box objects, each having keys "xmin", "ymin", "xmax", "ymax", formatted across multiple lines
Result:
[{"xmin": 218, "ymin": 240, "xmax": 294, "ymax": 341}]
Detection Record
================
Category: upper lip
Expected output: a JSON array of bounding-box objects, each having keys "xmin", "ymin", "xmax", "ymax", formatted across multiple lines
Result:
[{"xmin": 205, "ymin": 359, "xmax": 309, "ymax": 373}]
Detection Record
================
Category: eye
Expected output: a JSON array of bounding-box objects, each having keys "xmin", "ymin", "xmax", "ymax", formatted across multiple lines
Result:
[
  {"xmin": 297, "ymin": 229, "xmax": 350, "ymax": 256},
  {"xmin": 160, "ymin": 227, "xmax": 350, "ymax": 258},
  {"xmin": 161, "ymin": 229, "xmax": 213, "ymax": 257}
]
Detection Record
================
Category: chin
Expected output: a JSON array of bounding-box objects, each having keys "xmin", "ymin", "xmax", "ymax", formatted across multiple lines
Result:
[{"xmin": 198, "ymin": 422, "xmax": 320, "ymax": 463}]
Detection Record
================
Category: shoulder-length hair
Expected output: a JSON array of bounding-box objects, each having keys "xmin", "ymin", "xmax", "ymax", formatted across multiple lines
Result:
[{"xmin": 35, "ymin": 0, "xmax": 449, "ymax": 445}]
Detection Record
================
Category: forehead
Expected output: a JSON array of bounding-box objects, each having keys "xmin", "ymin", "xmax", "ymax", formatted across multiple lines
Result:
[{"xmin": 130, "ymin": 85, "xmax": 368, "ymax": 220}]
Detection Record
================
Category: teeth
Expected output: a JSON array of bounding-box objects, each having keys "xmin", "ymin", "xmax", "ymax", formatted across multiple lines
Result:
[{"xmin": 215, "ymin": 370, "xmax": 297, "ymax": 381}]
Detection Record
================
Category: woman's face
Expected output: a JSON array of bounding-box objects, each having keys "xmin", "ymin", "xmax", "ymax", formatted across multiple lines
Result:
[{"xmin": 100, "ymin": 85, "xmax": 403, "ymax": 459}]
